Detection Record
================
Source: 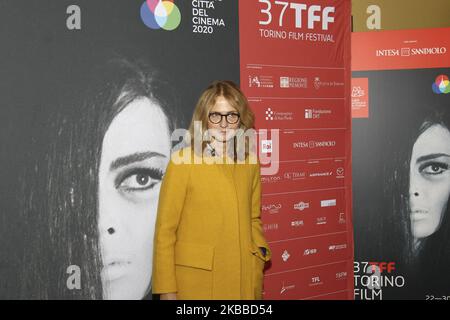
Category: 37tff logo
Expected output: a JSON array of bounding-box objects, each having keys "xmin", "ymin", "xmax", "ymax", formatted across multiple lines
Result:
[{"xmin": 258, "ymin": 0, "xmax": 335, "ymax": 30}]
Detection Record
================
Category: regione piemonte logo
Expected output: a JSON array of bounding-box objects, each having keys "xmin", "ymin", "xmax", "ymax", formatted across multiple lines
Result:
[
  {"xmin": 432, "ymin": 75, "xmax": 450, "ymax": 94},
  {"xmin": 140, "ymin": 0, "xmax": 181, "ymax": 31}
]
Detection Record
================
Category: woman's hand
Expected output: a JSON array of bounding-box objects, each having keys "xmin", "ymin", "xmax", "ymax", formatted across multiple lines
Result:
[{"xmin": 160, "ymin": 292, "xmax": 177, "ymax": 300}]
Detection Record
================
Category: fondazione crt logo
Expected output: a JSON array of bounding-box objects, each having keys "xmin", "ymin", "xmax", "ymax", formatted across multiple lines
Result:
[
  {"xmin": 432, "ymin": 75, "xmax": 450, "ymax": 94},
  {"xmin": 140, "ymin": 0, "xmax": 181, "ymax": 31}
]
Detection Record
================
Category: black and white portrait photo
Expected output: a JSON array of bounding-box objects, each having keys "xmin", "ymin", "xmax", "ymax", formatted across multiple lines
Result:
[
  {"xmin": 0, "ymin": 0, "xmax": 239, "ymax": 299},
  {"xmin": 353, "ymin": 68, "xmax": 450, "ymax": 299}
]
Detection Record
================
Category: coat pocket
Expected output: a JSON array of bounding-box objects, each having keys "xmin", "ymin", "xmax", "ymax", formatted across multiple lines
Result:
[
  {"xmin": 174, "ymin": 241, "xmax": 215, "ymax": 270},
  {"xmin": 174, "ymin": 242, "xmax": 215, "ymax": 299}
]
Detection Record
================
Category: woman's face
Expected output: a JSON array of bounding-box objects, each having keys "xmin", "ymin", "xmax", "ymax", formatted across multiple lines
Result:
[
  {"xmin": 98, "ymin": 97, "xmax": 171, "ymax": 300},
  {"xmin": 207, "ymin": 96, "xmax": 240, "ymax": 143},
  {"xmin": 409, "ymin": 124, "xmax": 450, "ymax": 241}
]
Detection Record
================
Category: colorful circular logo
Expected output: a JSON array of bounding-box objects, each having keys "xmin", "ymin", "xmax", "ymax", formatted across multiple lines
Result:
[
  {"xmin": 140, "ymin": 0, "xmax": 181, "ymax": 31},
  {"xmin": 432, "ymin": 75, "xmax": 450, "ymax": 94}
]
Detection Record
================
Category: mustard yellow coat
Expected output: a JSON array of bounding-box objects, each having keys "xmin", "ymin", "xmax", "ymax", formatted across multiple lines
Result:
[{"xmin": 152, "ymin": 147, "xmax": 271, "ymax": 299}]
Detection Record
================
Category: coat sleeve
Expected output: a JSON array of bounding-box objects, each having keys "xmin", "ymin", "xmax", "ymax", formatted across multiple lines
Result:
[
  {"xmin": 251, "ymin": 160, "xmax": 272, "ymax": 262},
  {"xmin": 152, "ymin": 157, "xmax": 191, "ymax": 294}
]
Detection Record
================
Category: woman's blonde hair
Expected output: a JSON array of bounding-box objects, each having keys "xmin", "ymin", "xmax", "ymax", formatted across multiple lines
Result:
[{"xmin": 187, "ymin": 80, "xmax": 255, "ymax": 161}]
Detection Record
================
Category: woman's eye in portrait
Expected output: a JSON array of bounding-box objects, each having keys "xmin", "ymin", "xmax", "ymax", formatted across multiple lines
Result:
[
  {"xmin": 115, "ymin": 167, "xmax": 164, "ymax": 193},
  {"xmin": 419, "ymin": 161, "xmax": 449, "ymax": 177}
]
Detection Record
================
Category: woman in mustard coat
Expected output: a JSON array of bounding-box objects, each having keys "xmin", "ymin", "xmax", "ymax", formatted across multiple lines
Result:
[{"xmin": 152, "ymin": 81, "xmax": 271, "ymax": 300}]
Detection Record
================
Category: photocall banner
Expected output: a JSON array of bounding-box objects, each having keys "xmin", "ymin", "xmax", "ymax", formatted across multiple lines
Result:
[
  {"xmin": 352, "ymin": 27, "xmax": 450, "ymax": 300},
  {"xmin": 240, "ymin": 0, "xmax": 353, "ymax": 300},
  {"xmin": 0, "ymin": 0, "xmax": 351, "ymax": 300}
]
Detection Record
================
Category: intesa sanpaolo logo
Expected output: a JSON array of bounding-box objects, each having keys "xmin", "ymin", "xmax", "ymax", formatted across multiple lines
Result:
[
  {"xmin": 432, "ymin": 75, "xmax": 450, "ymax": 94},
  {"xmin": 140, "ymin": 0, "xmax": 181, "ymax": 31}
]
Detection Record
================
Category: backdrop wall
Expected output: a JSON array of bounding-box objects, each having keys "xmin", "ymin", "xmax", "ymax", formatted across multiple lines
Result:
[
  {"xmin": 0, "ymin": 0, "xmax": 352, "ymax": 300},
  {"xmin": 352, "ymin": 27, "xmax": 450, "ymax": 300}
]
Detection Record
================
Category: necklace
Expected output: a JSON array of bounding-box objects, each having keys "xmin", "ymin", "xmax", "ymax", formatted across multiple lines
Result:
[{"xmin": 207, "ymin": 142, "xmax": 217, "ymax": 157}]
